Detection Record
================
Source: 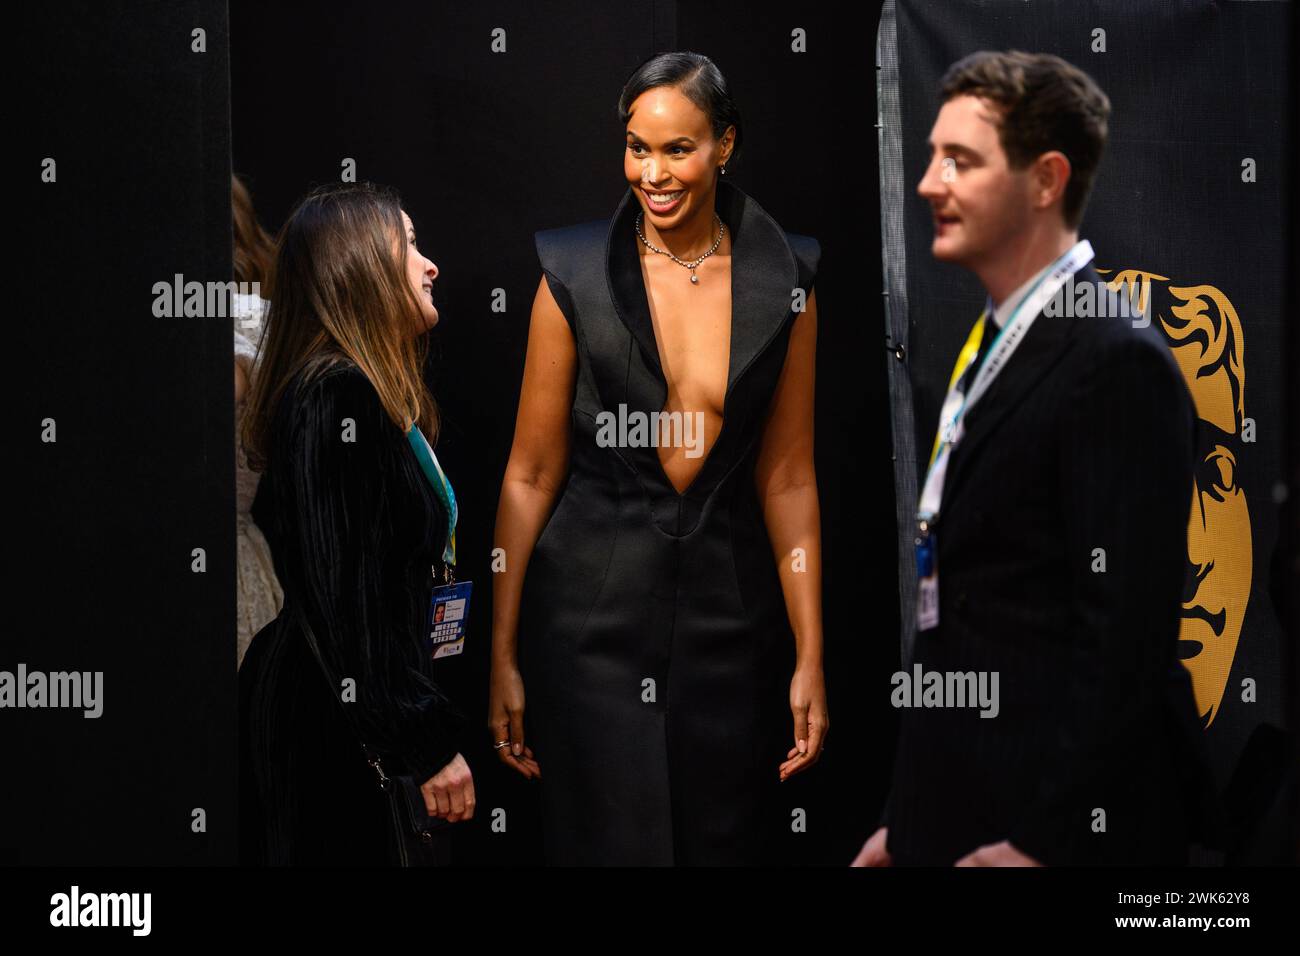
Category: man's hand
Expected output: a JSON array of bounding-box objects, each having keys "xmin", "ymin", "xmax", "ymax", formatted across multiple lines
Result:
[
  {"xmin": 954, "ymin": 840, "xmax": 1042, "ymax": 866},
  {"xmin": 850, "ymin": 826, "xmax": 892, "ymax": 866}
]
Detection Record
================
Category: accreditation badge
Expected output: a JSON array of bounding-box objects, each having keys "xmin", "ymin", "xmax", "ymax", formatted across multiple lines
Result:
[{"xmin": 427, "ymin": 580, "xmax": 473, "ymax": 660}]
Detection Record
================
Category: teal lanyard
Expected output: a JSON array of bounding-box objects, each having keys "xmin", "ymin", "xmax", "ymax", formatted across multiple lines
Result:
[{"xmin": 405, "ymin": 425, "xmax": 457, "ymax": 567}]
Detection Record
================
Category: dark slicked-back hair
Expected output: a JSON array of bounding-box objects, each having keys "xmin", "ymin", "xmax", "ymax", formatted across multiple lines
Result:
[{"xmin": 617, "ymin": 51, "xmax": 742, "ymax": 167}]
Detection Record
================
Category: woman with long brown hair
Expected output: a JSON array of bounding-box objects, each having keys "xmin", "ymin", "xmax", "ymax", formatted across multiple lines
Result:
[{"xmin": 238, "ymin": 182, "xmax": 474, "ymax": 865}]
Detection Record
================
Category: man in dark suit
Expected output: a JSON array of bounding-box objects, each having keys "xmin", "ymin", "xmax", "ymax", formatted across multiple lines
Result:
[{"xmin": 853, "ymin": 51, "xmax": 1215, "ymax": 866}]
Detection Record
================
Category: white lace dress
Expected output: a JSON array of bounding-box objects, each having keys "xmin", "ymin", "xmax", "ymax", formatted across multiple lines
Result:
[{"xmin": 233, "ymin": 294, "xmax": 284, "ymax": 667}]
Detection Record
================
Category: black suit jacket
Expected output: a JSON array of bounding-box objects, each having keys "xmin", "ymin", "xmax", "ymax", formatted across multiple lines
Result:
[{"xmin": 881, "ymin": 263, "xmax": 1217, "ymax": 866}]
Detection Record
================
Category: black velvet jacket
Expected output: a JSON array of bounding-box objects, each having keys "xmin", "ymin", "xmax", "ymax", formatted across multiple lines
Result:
[{"xmin": 239, "ymin": 360, "xmax": 469, "ymax": 863}]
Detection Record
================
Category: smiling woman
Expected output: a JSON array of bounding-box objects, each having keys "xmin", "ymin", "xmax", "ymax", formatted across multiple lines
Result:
[
  {"xmin": 399, "ymin": 210, "xmax": 442, "ymax": 331},
  {"xmin": 488, "ymin": 51, "xmax": 827, "ymax": 865}
]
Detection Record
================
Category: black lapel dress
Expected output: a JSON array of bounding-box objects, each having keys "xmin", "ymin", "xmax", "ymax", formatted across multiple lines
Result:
[
  {"xmin": 519, "ymin": 180, "xmax": 821, "ymax": 865},
  {"xmin": 238, "ymin": 361, "xmax": 471, "ymax": 865}
]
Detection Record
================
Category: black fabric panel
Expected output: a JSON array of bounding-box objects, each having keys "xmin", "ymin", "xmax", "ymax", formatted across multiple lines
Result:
[{"xmin": 16, "ymin": 1, "xmax": 234, "ymax": 863}]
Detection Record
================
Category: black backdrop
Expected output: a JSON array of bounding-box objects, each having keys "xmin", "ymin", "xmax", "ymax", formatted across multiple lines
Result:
[
  {"xmin": 16, "ymin": 1, "xmax": 236, "ymax": 863},
  {"xmin": 230, "ymin": 0, "xmax": 898, "ymax": 866},
  {"xmin": 12, "ymin": 0, "xmax": 1295, "ymax": 869}
]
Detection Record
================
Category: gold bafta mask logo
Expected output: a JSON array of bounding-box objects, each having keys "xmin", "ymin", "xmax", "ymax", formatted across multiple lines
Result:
[{"xmin": 1101, "ymin": 269, "xmax": 1251, "ymax": 728}]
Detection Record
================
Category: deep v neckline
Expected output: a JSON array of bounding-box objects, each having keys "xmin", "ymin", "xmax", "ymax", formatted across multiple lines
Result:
[
  {"xmin": 601, "ymin": 179, "xmax": 801, "ymax": 501},
  {"xmin": 635, "ymin": 235, "xmax": 734, "ymax": 498}
]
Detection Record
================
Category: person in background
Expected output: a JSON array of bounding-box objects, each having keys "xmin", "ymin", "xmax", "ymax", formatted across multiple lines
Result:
[{"xmin": 232, "ymin": 173, "xmax": 284, "ymax": 668}]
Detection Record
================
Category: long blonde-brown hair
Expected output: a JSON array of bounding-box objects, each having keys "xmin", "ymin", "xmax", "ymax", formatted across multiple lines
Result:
[
  {"xmin": 232, "ymin": 173, "xmax": 276, "ymax": 296},
  {"xmin": 240, "ymin": 182, "xmax": 438, "ymax": 472}
]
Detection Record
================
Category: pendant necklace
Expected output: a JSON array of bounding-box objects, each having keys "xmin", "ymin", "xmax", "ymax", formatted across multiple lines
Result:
[{"xmin": 635, "ymin": 210, "xmax": 725, "ymax": 284}]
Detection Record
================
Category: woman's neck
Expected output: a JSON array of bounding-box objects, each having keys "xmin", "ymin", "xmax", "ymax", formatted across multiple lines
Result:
[{"xmin": 642, "ymin": 195, "xmax": 722, "ymax": 261}]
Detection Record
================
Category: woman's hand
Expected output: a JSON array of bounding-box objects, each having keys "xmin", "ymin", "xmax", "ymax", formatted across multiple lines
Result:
[
  {"xmin": 780, "ymin": 663, "xmax": 828, "ymax": 782},
  {"xmin": 488, "ymin": 661, "xmax": 541, "ymax": 779},
  {"xmin": 420, "ymin": 753, "xmax": 475, "ymax": 822}
]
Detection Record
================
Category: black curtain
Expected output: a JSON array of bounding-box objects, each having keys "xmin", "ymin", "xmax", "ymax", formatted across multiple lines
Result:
[{"xmin": 16, "ymin": 1, "xmax": 235, "ymax": 864}]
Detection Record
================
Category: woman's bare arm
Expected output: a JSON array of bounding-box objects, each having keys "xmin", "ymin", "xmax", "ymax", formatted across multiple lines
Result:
[
  {"xmin": 491, "ymin": 275, "xmax": 576, "ymax": 666},
  {"xmin": 754, "ymin": 291, "xmax": 823, "ymax": 665},
  {"xmin": 488, "ymin": 276, "xmax": 576, "ymax": 776},
  {"xmin": 753, "ymin": 290, "xmax": 827, "ymax": 776},
  {"xmin": 235, "ymin": 358, "xmax": 249, "ymax": 404}
]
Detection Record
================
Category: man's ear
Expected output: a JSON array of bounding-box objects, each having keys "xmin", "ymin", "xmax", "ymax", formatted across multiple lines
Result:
[{"xmin": 1032, "ymin": 150, "xmax": 1072, "ymax": 215}]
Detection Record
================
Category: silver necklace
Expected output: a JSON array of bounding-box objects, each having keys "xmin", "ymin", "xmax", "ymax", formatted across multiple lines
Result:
[{"xmin": 635, "ymin": 211, "xmax": 725, "ymax": 284}]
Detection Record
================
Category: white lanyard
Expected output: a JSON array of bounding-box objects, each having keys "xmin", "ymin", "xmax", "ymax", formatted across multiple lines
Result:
[{"xmin": 917, "ymin": 240, "xmax": 1094, "ymax": 523}]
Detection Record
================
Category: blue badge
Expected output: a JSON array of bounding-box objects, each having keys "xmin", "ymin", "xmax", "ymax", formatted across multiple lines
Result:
[
  {"xmin": 915, "ymin": 529, "xmax": 939, "ymax": 631},
  {"xmin": 427, "ymin": 580, "xmax": 473, "ymax": 660}
]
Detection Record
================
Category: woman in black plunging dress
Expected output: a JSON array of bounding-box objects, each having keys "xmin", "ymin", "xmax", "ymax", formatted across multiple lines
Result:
[
  {"xmin": 238, "ymin": 183, "xmax": 474, "ymax": 864},
  {"xmin": 489, "ymin": 53, "xmax": 828, "ymax": 864}
]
